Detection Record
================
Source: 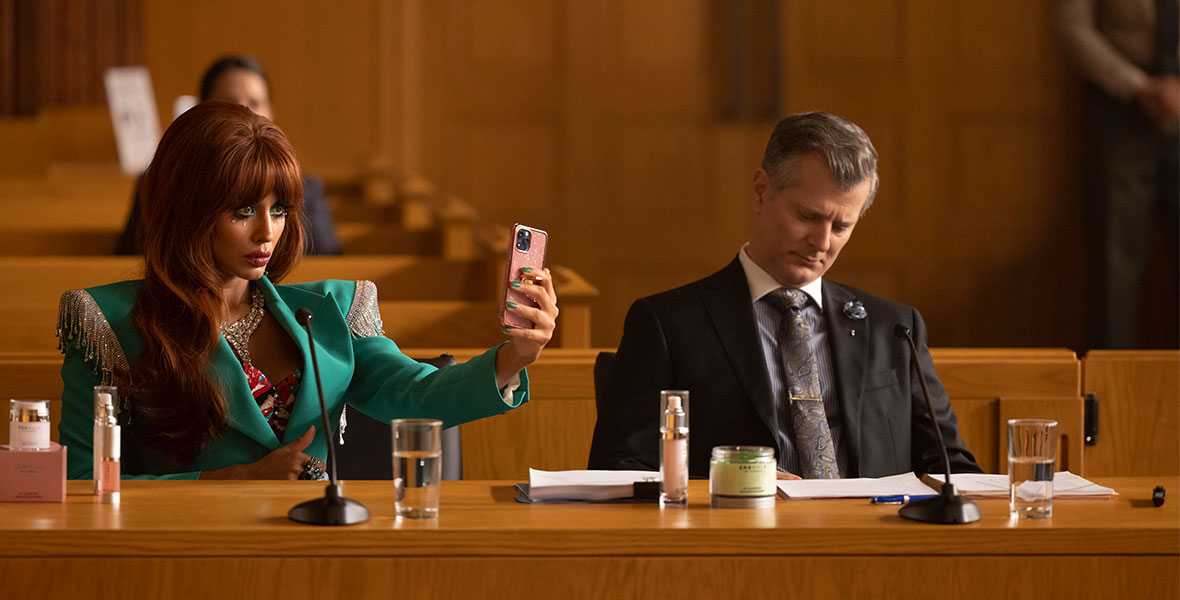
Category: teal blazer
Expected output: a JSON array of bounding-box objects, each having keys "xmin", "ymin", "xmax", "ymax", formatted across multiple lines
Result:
[{"xmin": 57, "ymin": 277, "xmax": 528, "ymax": 479}]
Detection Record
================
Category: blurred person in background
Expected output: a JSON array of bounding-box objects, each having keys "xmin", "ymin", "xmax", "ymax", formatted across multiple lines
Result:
[
  {"xmin": 1057, "ymin": 0, "xmax": 1180, "ymax": 349},
  {"xmin": 117, "ymin": 55, "xmax": 342, "ymax": 256}
]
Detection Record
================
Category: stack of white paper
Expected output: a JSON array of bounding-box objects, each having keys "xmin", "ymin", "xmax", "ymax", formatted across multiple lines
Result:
[
  {"xmin": 526, "ymin": 468, "xmax": 660, "ymax": 501},
  {"xmin": 923, "ymin": 472, "xmax": 1118, "ymax": 498},
  {"xmin": 776, "ymin": 472, "xmax": 935, "ymax": 499}
]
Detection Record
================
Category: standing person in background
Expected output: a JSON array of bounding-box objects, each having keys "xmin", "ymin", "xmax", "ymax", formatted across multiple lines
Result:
[
  {"xmin": 117, "ymin": 55, "xmax": 342, "ymax": 256},
  {"xmin": 1057, "ymin": 0, "xmax": 1180, "ymax": 349}
]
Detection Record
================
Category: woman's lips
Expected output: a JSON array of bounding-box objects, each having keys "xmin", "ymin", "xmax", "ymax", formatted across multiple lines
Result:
[{"xmin": 246, "ymin": 252, "xmax": 271, "ymax": 267}]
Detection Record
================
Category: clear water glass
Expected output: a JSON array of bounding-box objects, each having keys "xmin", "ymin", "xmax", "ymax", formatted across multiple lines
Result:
[
  {"xmin": 1008, "ymin": 419, "xmax": 1057, "ymax": 519},
  {"xmin": 392, "ymin": 418, "xmax": 442, "ymax": 519}
]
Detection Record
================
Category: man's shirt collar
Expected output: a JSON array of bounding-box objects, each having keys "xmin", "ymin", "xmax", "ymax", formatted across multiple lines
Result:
[{"xmin": 738, "ymin": 244, "xmax": 824, "ymax": 311}]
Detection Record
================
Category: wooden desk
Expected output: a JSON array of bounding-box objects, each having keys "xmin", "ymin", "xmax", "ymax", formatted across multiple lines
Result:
[{"xmin": 0, "ymin": 478, "xmax": 1175, "ymax": 599}]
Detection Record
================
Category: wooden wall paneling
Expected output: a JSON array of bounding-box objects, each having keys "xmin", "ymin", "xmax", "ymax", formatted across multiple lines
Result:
[
  {"xmin": 1082, "ymin": 351, "xmax": 1180, "ymax": 476},
  {"xmin": 1, "ymin": 0, "xmax": 15, "ymax": 115},
  {"xmin": 142, "ymin": 1, "xmax": 380, "ymax": 175},
  {"xmin": 0, "ymin": 0, "xmax": 40, "ymax": 117},
  {"xmin": 0, "ymin": 1, "xmax": 139, "ymax": 168},
  {"xmin": 711, "ymin": 0, "xmax": 780, "ymax": 121},
  {"xmin": 465, "ymin": 121, "xmax": 561, "ymax": 227},
  {"xmin": 800, "ymin": 0, "xmax": 905, "ymax": 75},
  {"xmin": 33, "ymin": 0, "xmax": 142, "ymax": 109},
  {"xmin": 411, "ymin": 0, "xmax": 743, "ymax": 348},
  {"xmin": 781, "ymin": 0, "xmax": 1084, "ymax": 350}
]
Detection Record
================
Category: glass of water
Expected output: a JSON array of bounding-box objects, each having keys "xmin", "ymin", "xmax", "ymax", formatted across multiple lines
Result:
[
  {"xmin": 1008, "ymin": 419, "xmax": 1058, "ymax": 519},
  {"xmin": 392, "ymin": 418, "xmax": 442, "ymax": 519}
]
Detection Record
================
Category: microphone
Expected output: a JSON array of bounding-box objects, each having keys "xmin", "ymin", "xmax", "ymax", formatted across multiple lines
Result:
[
  {"xmin": 892, "ymin": 324, "xmax": 980, "ymax": 525},
  {"xmin": 288, "ymin": 307, "xmax": 370, "ymax": 525}
]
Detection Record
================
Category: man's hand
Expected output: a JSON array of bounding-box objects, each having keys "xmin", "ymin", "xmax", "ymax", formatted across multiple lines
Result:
[
  {"xmin": 1136, "ymin": 76, "xmax": 1180, "ymax": 129},
  {"xmin": 776, "ymin": 470, "xmax": 802, "ymax": 480}
]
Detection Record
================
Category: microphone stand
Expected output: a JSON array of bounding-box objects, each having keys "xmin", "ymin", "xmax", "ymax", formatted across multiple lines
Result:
[
  {"xmin": 288, "ymin": 308, "xmax": 370, "ymax": 525},
  {"xmin": 894, "ymin": 325, "xmax": 981, "ymax": 525}
]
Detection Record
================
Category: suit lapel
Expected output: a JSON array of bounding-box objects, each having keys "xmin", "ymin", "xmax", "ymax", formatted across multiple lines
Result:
[
  {"xmin": 702, "ymin": 258, "xmax": 778, "ymax": 441},
  {"xmin": 259, "ymin": 277, "xmax": 351, "ymax": 448},
  {"xmin": 822, "ymin": 281, "xmax": 869, "ymax": 473},
  {"xmin": 210, "ymin": 332, "xmax": 279, "ymax": 452}
]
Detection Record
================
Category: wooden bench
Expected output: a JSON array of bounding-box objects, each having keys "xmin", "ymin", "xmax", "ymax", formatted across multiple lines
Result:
[
  {"xmin": 1082, "ymin": 350, "xmax": 1180, "ymax": 476},
  {"xmin": 0, "ymin": 171, "xmax": 488, "ymax": 260},
  {"xmin": 0, "ymin": 256, "xmax": 596, "ymax": 351},
  {"xmin": 458, "ymin": 348, "xmax": 1085, "ymax": 479},
  {"xmin": 1, "ymin": 347, "xmax": 1092, "ymax": 480},
  {"xmin": 930, "ymin": 348, "xmax": 1083, "ymax": 474}
]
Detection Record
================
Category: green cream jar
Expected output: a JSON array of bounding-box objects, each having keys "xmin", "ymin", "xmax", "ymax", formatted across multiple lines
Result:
[{"xmin": 709, "ymin": 446, "xmax": 776, "ymax": 508}]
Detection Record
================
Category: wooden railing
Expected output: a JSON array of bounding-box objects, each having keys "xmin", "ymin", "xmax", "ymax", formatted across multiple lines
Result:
[
  {"xmin": 0, "ymin": 166, "xmax": 599, "ymax": 348},
  {"xmin": 8, "ymin": 348, "xmax": 1171, "ymax": 480},
  {"xmin": 0, "ymin": 252, "xmax": 596, "ymax": 353}
]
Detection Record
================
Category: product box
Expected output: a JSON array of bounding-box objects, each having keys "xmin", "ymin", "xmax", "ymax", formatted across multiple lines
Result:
[{"xmin": 0, "ymin": 442, "xmax": 67, "ymax": 502}]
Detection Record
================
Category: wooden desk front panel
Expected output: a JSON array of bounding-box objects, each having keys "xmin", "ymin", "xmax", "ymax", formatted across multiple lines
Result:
[
  {"xmin": 3, "ymin": 556, "xmax": 1175, "ymax": 600},
  {"xmin": 1083, "ymin": 350, "xmax": 1180, "ymax": 476},
  {"xmin": 0, "ymin": 479, "xmax": 1175, "ymax": 600}
]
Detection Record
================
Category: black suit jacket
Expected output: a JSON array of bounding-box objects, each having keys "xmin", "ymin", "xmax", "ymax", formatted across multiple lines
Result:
[{"xmin": 588, "ymin": 257, "xmax": 981, "ymax": 478}]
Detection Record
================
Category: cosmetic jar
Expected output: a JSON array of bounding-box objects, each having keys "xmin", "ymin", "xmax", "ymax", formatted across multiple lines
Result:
[
  {"xmin": 9, "ymin": 399, "xmax": 51, "ymax": 450},
  {"xmin": 709, "ymin": 445, "xmax": 776, "ymax": 508}
]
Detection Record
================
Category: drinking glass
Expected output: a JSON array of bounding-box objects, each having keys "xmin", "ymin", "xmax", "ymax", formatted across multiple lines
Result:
[
  {"xmin": 1008, "ymin": 419, "xmax": 1057, "ymax": 519},
  {"xmin": 392, "ymin": 418, "xmax": 442, "ymax": 519}
]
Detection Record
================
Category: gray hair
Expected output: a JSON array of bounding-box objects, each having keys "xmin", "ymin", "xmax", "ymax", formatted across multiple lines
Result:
[{"xmin": 761, "ymin": 112, "xmax": 879, "ymax": 215}]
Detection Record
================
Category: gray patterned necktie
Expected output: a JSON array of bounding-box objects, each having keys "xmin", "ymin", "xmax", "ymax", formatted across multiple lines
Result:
[{"xmin": 767, "ymin": 289, "xmax": 839, "ymax": 479}]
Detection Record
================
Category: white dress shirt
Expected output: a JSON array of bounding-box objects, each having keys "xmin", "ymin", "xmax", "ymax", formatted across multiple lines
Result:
[{"xmin": 738, "ymin": 245, "xmax": 849, "ymax": 477}]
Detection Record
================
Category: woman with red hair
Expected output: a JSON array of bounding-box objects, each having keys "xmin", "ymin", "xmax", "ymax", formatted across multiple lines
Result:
[{"xmin": 58, "ymin": 102, "xmax": 557, "ymax": 479}]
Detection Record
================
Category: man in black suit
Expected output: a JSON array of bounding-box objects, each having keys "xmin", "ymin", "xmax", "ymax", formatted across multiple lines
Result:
[{"xmin": 588, "ymin": 112, "xmax": 981, "ymax": 479}]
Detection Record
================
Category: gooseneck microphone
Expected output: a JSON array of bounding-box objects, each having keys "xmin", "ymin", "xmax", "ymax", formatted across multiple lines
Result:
[
  {"xmin": 288, "ymin": 307, "xmax": 370, "ymax": 525},
  {"xmin": 893, "ymin": 324, "xmax": 981, "ymax": 525}
]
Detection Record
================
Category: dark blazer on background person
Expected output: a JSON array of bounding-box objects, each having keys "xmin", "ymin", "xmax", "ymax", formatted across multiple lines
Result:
[
  {"xmin": 115, "ymin": 175, "xmax": 341, "ymax": 256},
  {"xmin": 587, "ymin": 256, "xmax": 981, "ymax": 479}
]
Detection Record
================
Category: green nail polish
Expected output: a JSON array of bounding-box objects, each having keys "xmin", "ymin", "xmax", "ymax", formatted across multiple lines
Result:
[
  {"xmin": 521, "ymin": 267, "xmax": 532, "ymax": 273},
  {"xmin": 507, "ymin": 301, "xmax": 518, "ymax": 309},
  {"xmin": 502, "ymin": 326, "xmax": 511, "ymax": 333},
  {"xmin": 511, "ymin": 281, "xmax": 521, "ymax": 288}
]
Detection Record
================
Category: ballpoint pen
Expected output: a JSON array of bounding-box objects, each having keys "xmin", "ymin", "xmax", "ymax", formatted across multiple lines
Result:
[{"xmin": 870, "ymin": 494, "xmax": 937, "ymax": 504}]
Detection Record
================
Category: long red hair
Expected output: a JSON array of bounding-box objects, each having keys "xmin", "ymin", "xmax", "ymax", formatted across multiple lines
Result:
[{"xmin": 131, "ymin": 101, "xmax": 304, "ymax": 464}]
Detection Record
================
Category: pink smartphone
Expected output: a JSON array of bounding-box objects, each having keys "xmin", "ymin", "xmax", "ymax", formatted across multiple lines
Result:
[{"xmin": 500, "ymin": 223, "xmax": 548, "ymax": 329}]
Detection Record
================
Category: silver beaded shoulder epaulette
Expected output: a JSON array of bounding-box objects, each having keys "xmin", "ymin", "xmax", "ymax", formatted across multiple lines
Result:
[
  {"xmin": 345, "ymin": 280, "xmax": 385, "ymax": 339},
  {"xmin": 338, "ymin": 279, "xmax": 385, "ymax": 445},
  {"xmin": 57, "ymin": 289, "xmax": 130, "ymax": 386}
]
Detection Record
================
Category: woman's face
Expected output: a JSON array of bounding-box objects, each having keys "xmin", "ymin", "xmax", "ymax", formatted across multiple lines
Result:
[
  {"xmin": 213, "ymin": 193, "xmax": 286, "ymax": 284},
  {"xmin": 208, "ymin": 68, "xmax": 273, "ymax": 121}
]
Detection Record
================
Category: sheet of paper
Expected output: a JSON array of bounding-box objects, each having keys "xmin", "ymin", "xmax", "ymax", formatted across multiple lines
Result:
[
  {"xmin": 529, "ymin": 468, "xmax": 660, "ymax": 487},
  {"xmin": 527, "ymin": 468, "xmax": 660, "ymax": 501},
  {"xmin": 776, "ymin": 472, "xmax": 934, "ymax": 499},
  {"xmin": 924, "ymin": 472, "xmax": 1118, "ymax": 498},
  {"xmin": 104, "ymin": 66, "xmax": 161, "ymax": 175}
]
